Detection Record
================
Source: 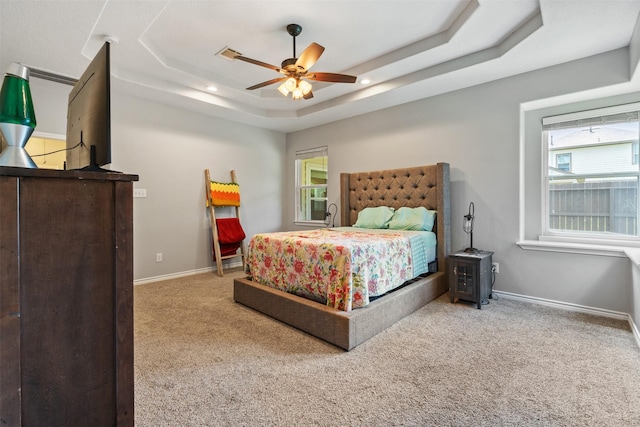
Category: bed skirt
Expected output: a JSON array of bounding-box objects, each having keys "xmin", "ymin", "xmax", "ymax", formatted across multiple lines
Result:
[{"xmin": 233, "ymin": 271, "xmax": 448, "ymax": 351}]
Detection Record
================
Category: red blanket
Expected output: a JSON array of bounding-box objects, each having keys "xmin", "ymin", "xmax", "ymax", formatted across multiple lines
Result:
[{"xmin": 215, "ymin": 218, "xmax": 245, "ymax": 258}]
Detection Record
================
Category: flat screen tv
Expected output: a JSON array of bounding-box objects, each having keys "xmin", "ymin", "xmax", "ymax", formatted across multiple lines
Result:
[{"xmin": 65, "ymin": 41, "xmax": 111, "ymax": 171}]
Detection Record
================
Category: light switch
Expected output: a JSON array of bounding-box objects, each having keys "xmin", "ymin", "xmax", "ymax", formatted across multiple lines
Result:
[{"xmin": 133, "ymin": 188, "xmax": 147, "ymax": 198}]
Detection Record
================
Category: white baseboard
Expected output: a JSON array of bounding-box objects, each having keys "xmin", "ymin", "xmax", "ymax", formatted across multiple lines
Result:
[
  {"xmin": 629, "ymin": 314, "xmax": 640, "ymax": 350},
  {"xmin": 494, "ymin": 290, "xmax": 640, "ymax": 350},
  {"xmin": 494, "ymin": 290, "xmax": 628, "ymax": 320},
  {"xmin": 134, "ymin": 267, "xmax": 214, "ymax": 285},
  {"xmin": 134, "ymin": 261, "xmax": 243, "ymax": 286}
]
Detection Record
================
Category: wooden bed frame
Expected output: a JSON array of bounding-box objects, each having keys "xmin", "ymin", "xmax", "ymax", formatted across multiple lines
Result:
[{"xmin": 233, "ymin": 163, "xmax": 451, "ymax": 350}]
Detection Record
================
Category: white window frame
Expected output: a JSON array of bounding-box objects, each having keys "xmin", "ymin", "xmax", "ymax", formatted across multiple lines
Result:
[
  {"xmin": 541, "ymin": 103, "xmax": 640, "ymax": 243},
  {"xmin": 519, "ymin": 99, "xmax": 640, "ymax": 257},
  {"xmin": 294, "ymin": 146, "xmax": 328, "ymax": 226}
]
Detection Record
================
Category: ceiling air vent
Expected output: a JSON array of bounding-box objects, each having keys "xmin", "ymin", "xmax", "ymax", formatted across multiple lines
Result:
[{"xmin": 216, "ymin": 46, "xmax": 242, "ymax": 61}]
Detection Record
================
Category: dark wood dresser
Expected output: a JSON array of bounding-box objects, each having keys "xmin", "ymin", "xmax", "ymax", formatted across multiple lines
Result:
[{"xmin": 0, "ymin": 166, "xmax": 138, "ymax": 426}]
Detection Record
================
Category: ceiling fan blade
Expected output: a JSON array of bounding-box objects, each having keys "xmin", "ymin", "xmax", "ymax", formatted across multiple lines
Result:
[
  {"xmin": 235, "ymin": 55, "xmax": 281, "ymax": 72},
  {"xmin": 246, "ymin": 77, "xmax": 286, "ymax": 90},
  {"xmin": 306, "ymin": 72, "xmax": 357, "ymax": 84},
  {"xmin": 295, "ymin": 43, "xmax": 325, "ymax": 71}
]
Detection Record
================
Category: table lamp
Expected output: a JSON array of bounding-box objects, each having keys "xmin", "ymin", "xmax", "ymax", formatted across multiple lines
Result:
[
  {"xmin": 463, "ymin": 201, "xmax": 478, "ymax": 253},
  {"xmin": 0, "ymin": 63, "xmax": 37, "ymax": 168}
]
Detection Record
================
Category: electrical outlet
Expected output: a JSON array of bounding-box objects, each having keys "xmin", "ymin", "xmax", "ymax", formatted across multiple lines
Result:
[
  {"xmin": 156, "ymin": 253, "xmax": 163, "ymax": 262},
  {"xmin": 492, "ymin": 262, "xmax": 499, "ymax": 273}
]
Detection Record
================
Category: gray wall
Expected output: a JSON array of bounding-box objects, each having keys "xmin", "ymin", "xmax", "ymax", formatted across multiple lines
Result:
[
  {"xmin": 29, "ymin": 78, "xmax": 286, "ymax": 281},
  {"xmin": 286, "ymin": 48, "xmax": 637, "ymax": 317},
  {"xmin": 23, "ymin": 46, "xmax": 640, "ymax": 324}
]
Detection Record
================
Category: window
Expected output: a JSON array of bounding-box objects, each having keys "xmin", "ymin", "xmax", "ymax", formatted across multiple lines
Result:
[
  {"xmin": 543, "ymin": 104, "xmax": 640, "ymax": 239},
  {"xmin": 295, "ymin": 146, "xmax": 328, "ymax": 224},
  {"xmin": 555, "ymin": 153, "xmax": 572, "ymax": 172}
]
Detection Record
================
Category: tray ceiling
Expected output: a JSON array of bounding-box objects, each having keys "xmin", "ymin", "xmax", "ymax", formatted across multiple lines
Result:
[{"xmin": 1, "ymin": 0, "xmax": 640, "ymax": 133}]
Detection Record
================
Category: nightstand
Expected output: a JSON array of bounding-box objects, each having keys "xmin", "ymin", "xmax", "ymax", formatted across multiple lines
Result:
[{"xmin": 448, "ymin": 250, "xmax": 494, "ymax": 309}]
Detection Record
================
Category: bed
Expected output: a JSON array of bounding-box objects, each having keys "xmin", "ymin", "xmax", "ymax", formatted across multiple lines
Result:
[{"xmin": 233, "ymin": 162, "xmax": 451, "ymax": 350}]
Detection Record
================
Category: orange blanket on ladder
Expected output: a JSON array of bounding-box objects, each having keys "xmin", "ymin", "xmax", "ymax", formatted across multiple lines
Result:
[{"xmin": 215, "ymin": 218, "xmax": 246, "ymax": 258}]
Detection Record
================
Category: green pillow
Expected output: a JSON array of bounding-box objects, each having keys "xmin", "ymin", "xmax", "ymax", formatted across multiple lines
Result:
[
  {"xmin": 353, "ymin": 206, "xmax": 395, "ymax": 229},
  {"xmin": 388, "ymin": 207, "xmax": 436, "ymax": 231}
]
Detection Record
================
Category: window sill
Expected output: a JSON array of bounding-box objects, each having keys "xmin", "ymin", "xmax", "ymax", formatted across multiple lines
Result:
[{"xmin": 517, "ymin": 239, "xmax": 628, "ymax": 258}]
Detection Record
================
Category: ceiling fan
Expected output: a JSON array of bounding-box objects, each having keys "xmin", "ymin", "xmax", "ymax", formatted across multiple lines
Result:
[{"xmin": 231, "ymin": 24, "xmax": 357, "ymax": 100}]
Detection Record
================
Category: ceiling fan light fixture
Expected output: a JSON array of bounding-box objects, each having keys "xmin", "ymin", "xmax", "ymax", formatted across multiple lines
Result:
[
  {"xmin": 277, "ymin": 82, "xmax": 290, "ymax": 96},
  {"xmin": 284, "ymin": 77, "xmax": 297, "ymax": 92},
  {"xmin": 292, "ymin": 86, "xmax": 303, "ymax": 100},
  {"xmin": 278, "ymin": 78, "xmax": 312, "ymax": 100},
  {"xmin": 298, "ymin": 79, "xmax": 312, "ymax": 95}
]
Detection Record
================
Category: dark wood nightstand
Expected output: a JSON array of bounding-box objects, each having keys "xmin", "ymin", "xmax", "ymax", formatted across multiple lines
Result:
[{"xmin": 448, "ymin": 250, "xmax": 494, "ymax": 309}]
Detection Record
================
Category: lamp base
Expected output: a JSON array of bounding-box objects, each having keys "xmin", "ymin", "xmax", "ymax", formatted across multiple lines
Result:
[
  {"xmin": 0, "ymin": 122, "xmax": 37, "ymax": 168},
  {"xmin": 0, "ymin": 146, "xmax": 37, "ymax": 168},
  {"xmin": 464, "ymin": 247, "xmax": 479, "ymax": 254}
]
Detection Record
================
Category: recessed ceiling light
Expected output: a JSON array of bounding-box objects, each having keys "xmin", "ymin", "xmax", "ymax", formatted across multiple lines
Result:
[
  {"xmin": 206, "ymin": 85, "xmax": 218, "ymax": 92},
  {"xmin": 360, "ymin": 78, "xmax": 370, "ymax": 85}
]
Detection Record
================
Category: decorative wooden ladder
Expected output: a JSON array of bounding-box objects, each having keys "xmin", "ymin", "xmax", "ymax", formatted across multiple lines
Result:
[{"xmin": 204, "ymin": 169, "xmax": 246, "ymax": 276}]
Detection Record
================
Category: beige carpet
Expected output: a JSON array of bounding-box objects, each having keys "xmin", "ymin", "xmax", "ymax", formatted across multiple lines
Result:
[{"xmin": 134, "ymin": 269, "xmax": 640, "ymax": 426}]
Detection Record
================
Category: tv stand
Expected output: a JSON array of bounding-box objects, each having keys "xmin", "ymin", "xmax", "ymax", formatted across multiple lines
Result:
[
  {"xmin": 80, "ymin": 144, "xmax": 120, "ymax": 173},
  {"xmin": 0, "ymin": 167, "xmax": 138, "ymax": 426}
]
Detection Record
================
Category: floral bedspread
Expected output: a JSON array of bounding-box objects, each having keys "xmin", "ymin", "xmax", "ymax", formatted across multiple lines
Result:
[{"xmin": 245, "ymin": 228, "xmax": 423, "ymax": 311}]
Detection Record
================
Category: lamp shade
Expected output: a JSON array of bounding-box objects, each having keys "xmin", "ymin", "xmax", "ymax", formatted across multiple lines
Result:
[
  {"xmin": 284, "ymin": 77, "xmax": 297, "ymax": 92},
  {"xmin": 0, "ymin": 63, "xmax": 37, "ymax": 168},
  {"xmin": 277, "ymin": 82, "xmax": 289, "ymax": 96},
  {"xmin": 298, "ymin": 79, "xmax": 312, "ymax": 95}
]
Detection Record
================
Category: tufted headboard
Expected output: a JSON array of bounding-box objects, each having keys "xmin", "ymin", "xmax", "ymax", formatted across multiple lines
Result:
[{"xmin": 339, "ymin": 163, "xmax": 451, "ymax": 273}]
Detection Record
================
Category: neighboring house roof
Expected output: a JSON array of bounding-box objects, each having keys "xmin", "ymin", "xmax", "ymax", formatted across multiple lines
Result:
[
  {"xmin": 549, "ymin": 167, "xmax": 573, "ymax": 177},
  {"xmin": 549, "ymin": 126, "xmax": 638, "ymax": 150}
]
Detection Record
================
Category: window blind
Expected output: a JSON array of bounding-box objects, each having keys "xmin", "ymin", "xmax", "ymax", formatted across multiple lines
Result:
[{"xmin": 542, "ymin": 102, "xmax": 640, "ymax": 130}]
